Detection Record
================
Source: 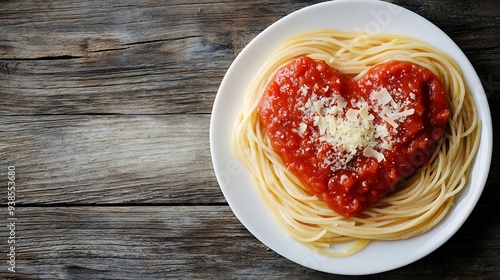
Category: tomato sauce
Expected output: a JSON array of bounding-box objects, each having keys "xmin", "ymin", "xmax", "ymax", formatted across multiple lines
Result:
[{"xmin": 258, "ymin": 56, "xmax": 449, "ymax": 217}]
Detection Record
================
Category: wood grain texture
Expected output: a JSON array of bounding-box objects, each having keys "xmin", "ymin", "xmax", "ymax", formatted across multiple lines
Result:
[
  {"xmin": 1, "ymin": 113, "xmax": 500, "ymax": 207},
  {"xmin": 0, "ymin": 0, "xmax": 498, "ymax": 115},
  {"xmin": 0, "ymin": 114, "xmax": 222, "ymax": 205},
  {"xmin": 0, "ymin": 206, "xmax": 498, "ymax": 280},
  {"xmin": 0, "ymin": 0, "xmax": 320, "ymax": 115},
  {"xmin": 0, "ymin": 0, "xmax": 499, "ymax": 279}
]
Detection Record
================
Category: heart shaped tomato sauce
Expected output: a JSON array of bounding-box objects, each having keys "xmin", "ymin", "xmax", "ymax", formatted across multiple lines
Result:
[{"xmin": 258, "ymin": 56, "xmax": 449, "ymax": 217}]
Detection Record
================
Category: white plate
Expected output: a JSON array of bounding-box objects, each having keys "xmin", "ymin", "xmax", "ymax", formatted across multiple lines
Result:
[{"xmin": 210, "ymin": 0, "xmax": 492, "ymax": 275}]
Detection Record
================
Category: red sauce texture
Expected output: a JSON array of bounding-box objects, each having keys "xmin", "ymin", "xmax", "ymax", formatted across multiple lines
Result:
[{"xmin": 258, "ymin": 56, "xmax": 449, "ymax": 217}]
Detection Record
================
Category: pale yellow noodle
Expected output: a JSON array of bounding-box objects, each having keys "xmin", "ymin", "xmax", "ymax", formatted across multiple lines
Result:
[{"xmin": 231, "ymin": 29, "xmax": 480, "ymax": 257}]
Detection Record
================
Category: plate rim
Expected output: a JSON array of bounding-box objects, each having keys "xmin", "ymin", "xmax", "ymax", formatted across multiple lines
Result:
[{"xmin": 209, "ymin": 0, "xmax": 493, "ymax": 275}]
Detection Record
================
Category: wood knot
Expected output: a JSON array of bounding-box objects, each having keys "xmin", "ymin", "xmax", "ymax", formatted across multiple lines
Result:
[{"xmin": 0, "ymin": 62, "xmax": 17, "ymax": 75}]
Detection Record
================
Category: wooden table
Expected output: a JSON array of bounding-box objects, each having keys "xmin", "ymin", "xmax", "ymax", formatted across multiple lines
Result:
[{"xmin": 1, "ymin": 0, "xmax": 498, "ymax": 279}]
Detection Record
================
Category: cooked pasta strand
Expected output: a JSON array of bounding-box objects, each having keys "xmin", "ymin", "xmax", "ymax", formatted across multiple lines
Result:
[{"xmin": 232, "ymin": 30, "xmax": 480, "ymax": 257}]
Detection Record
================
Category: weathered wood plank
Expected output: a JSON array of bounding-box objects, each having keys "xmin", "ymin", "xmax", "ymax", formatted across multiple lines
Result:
[
  {"xmin": 0, "ymin": 0, "xmax": 310, "ymax": 59},
  {"xmin": 0, "ymin": 0, "xmax": 498, "ymax": 115},
  {"xmin": 0, "ymin": 0, "xmax": 319, "ymax": 115},
  {"xmin": 411, "ymin": 0, "xmax": 500, "ymax": 77},
  {"xmin": 0, "ymin": 206, "xmax": 497, "ymax": 279},
  {"xmin": 0, "ymin": 114, "xmax": 224, "ymax": 205},
  {"xmin": 0, "ymin": 0, "xmax": 498, "ymax": 278},
  {"xmin": 1, "ymin": 113, "xmax": 500, "ymax": 206}
]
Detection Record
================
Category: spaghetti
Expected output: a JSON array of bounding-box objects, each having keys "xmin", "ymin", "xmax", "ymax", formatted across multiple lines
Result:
[{"xmin": 232, "ymin": 29, "xmax": 480, "ymax": 257}]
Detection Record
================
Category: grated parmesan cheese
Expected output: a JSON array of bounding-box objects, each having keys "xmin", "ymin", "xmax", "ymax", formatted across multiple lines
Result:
[
  {"xmin": 297, "ymin": 122, "xmax": 307, "ymax": 137},
  {"xmin": 296, "ymin": 86, "xmax": 416, "ymax": 171}
]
